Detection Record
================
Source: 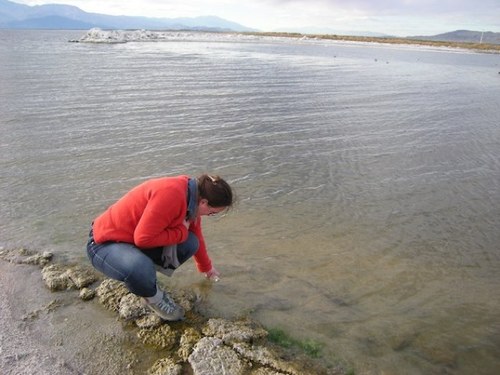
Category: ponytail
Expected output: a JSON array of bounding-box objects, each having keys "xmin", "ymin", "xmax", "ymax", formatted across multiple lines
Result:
[{"xmin": 197, "ymin": 174, "xmax": 233, "ymax": 208}]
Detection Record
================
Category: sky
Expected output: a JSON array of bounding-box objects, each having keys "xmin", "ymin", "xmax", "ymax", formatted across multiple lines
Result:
[{"xmin": 11, "ymin": 0, "xmax": 500, "ymax": 36}]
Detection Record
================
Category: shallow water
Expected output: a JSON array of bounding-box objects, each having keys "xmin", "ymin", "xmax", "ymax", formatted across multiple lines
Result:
[{"xmin": 1, "ymin": 30, "xmax": 500, "ymax": 374}]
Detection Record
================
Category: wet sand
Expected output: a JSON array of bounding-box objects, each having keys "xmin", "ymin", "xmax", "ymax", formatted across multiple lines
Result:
[
  {"xmin": 0, "ymin": 261, "xmax": 150, "ymax": 375},
  {"xmin": 0, "ymin": 254, "xmax": 340, "ymax": 375}
]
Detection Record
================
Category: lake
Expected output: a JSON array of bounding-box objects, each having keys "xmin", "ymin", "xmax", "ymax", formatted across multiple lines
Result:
[{"xmin": 1, "ymin": 29, "xmax": 499, "ymax": 374}]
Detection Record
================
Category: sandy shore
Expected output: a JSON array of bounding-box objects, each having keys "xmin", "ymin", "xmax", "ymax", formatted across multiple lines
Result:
[
  {"xmin": 0, "ymin": 252, "xmax": 341, "ymax": 375},
  {"xmin": 0, "ymin": 260, "xmax": 154, "ymax": 375}
]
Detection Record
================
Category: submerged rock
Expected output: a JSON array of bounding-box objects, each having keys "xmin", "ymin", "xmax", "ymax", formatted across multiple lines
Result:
[
  {"xmin": 138, "ymin": 324, "xmax": 177, "ymax": 350},
  {"xmin": 23, "ymin": 251, "xmax": 53, "ymax": 266},
  {"xmin": 178, "ymin": 327, "xmax": 202, "ymax": 361},
  {"xmin": 95, "ymin": 278, "xmax": 331, "ymax": 374},
  {"xmin": 233, "ymin": 343, "xmax": 308, "ymax": 375},
  {"xmin": 135, "ymin": 313, "xmax": 163, "ymax": 329},
  {"xmin": 0, "ymin": 248, "xmax": 53, "ymax": 267},
  {"xmin": 249, "ymin": 369, "xmax": 287, "ymax": 375},
  {"xmin": 202, "ymin": 317, "xmax": 268, "ymax": 344}
]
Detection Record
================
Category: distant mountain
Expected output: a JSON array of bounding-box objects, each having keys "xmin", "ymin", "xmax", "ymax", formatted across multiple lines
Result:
[
  {"xmin": 0, "ymin": 0, "xmax": 255, "ymax": 31},
  {"xmin": 7, "ymin": 15, "xmax": 97, "ymax": 29},
  {"xmin": 408, "ymin": 30, "xmax": 500, "ymax": 45}
]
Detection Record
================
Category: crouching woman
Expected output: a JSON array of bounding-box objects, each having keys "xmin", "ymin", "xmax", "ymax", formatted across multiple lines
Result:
[{"xmin": 86, "ymin": 174, "xmax": 233, "ymax": 321}]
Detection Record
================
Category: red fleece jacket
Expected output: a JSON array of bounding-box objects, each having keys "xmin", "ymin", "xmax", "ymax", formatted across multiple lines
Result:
[{"xmin": 92, "ymin": 175, "xmax": 212, "ymax": 273}]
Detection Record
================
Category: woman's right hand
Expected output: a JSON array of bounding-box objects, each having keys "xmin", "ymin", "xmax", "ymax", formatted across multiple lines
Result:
[{"xmin": 205, "ymin": 266, "xmax": 220, "ymax": 282}]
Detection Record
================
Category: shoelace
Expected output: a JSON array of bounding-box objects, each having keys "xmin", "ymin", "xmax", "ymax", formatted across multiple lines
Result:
[{"xmin": 154, "ymin": 296, "xmax": 176, "ymax": 313}]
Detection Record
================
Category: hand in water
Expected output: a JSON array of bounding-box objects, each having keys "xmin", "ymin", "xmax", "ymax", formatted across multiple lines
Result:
[{"xmin": 205, "ymin": 266, "xmax": 220, "ymax": 282}]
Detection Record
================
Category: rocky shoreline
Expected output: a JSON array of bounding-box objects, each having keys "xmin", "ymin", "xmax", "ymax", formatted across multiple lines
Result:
[{"xmin": 0, "ymin": 248, "xmax": 346, "ymax": 375}]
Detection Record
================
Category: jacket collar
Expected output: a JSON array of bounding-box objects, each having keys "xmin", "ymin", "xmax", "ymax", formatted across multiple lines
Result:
[{"xmin": 186, "ymin": 178, "xmax": 198, "ymax": 221}]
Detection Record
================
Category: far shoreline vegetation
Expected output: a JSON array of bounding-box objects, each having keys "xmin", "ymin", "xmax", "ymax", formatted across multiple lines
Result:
[{"xmin": 241, "ymin": 31, "xmax": 500, "ymax": 53}]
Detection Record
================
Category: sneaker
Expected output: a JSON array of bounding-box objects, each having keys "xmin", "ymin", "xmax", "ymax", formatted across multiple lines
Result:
[{"xmin": 144, "ymin": 290, "xmax": 184, "ymax": 321}]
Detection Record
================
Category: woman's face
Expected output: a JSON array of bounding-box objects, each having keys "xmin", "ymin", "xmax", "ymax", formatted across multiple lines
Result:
[{"xmin": 198, "ymin": 199, "xmax": 226, "ymax": 217}]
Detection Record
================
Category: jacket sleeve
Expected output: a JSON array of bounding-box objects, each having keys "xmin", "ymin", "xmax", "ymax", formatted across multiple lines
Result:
[
  {"xmin": 133, "ymin": 187, "xmax": 188, "ymax": 248},
  {"xmin": 190, "ymin": 216, "xmax": 212, "ymax": 273}
]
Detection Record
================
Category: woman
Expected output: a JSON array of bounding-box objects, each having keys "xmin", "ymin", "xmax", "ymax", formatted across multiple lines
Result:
[{"xmin": 86, "ymin": 174, "xmax": 233, "ymax": 321}]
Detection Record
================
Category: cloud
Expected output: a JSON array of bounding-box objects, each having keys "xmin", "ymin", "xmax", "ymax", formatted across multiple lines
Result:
[
  {"xmin": 9, "ymin": 0, "xmax": 500, "ymax": 35},
  {"xmin": 259, "ymin": 0, "xmax": 500, "ymax": 16},
  {"xmin": 253, "ymin": 0, "xmax": 500, "ymax": 34}
]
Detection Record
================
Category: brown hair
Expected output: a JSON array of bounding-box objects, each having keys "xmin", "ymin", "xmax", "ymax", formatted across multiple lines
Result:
[{"xmin": 197, "ymin": 174, "xmax": 233, "ymax": 208}]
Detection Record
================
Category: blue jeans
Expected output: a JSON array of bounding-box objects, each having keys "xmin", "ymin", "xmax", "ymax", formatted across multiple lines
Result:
[{"xmin": 86, "ymin": 229, "xmax": 199, "ymax": 298}]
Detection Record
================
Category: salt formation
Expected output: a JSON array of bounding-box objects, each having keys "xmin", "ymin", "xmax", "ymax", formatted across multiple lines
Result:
[{"xmin": 73, "ymin": 28, "xmax": 264, "ymax": 44}]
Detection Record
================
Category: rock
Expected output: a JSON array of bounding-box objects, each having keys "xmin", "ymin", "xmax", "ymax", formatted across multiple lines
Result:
[
  {"xmin": 233, "ymin": 343, "xmax": 306, "ymax": 375},
  {"xmin": 138, "ymin": 324, "xmax": 177, "ymax": 350},
  {"xmin": 19, "ymin": 248, "xmax": 31, "ymax": 256},
  {"xmin": 188, "ymin": 337, "xmax": 247, "ymax": 375},
  {"xmin": 42, "ymin": 264, "xmax": 75, "ymax": 291},
  {"xmin": 65, "ymin": 265, "xmax": 98, "ymax": 289},
  {"xmin": 118, "ymin": 293, "xmax": 148, "ymax": 321},
  {"xmin": 202, "ymin": 317, "xmax": 268, "ymax": 344},
  {"xmin": 34, "ymin": 268, "xmax": 338, "ymax": 374},
  {"xmin": 169, "ymin": 288, "xmax": 198, "ymax": 312},
  {"xmin": 135, "ymin": 314, "xmax": 163, "ymax": 329},
  {"xmin": 79, "ymin": 287, "xmax": 95, "ymax": 301},
  {"xmin": 178, "ymin": 327, "xmax": 202, "ymax": 361},
  {"xmin": 41, "ymin": 263, "xmax": 97, "ymax": 291},
  {"xmin": 413, "ymin": 338, "xmax": 457, "ymax": 368},
  {"xmin": 95, "ymin": 279, "xmax": 130, "ymax": 312},
  {"xmin": 7, "ymin": 252, "xmax": 339, "ymax": 375},
  {"xmin": 147, "ymin": 357, "xmax": 182, "ymax": 375},
  {"xmin": 22, "ymin": 251, "xmax": 53, "ymax": 266},
  {"xmin": 250, "ymin": 368, "xmax": 287, "ymax": 375},
  {"xmin": 0, "ymin": 248, "xmax": 52, "ymax": 266}
]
